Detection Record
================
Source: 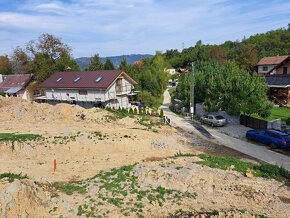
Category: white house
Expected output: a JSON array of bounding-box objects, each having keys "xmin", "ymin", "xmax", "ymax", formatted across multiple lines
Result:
[
  {"xmin": 257, "ymin": 55, "xmax": 289, "ymax": 75},
  {"xmin": 0, "ymin": 74, "xmax": 33, "ymax": 100},
  {"xmin": 39, "ymin": 70, "xmax": 138, "ymax": 109},
  {"xmin": 166, "ymin": 68, "xmax": 176, "ymax": 75}
]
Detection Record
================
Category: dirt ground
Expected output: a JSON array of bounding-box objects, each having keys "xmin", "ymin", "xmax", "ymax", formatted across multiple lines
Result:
[{"xmin": 0, "ymin": 97, "xmax": 289, "ymax": 217}]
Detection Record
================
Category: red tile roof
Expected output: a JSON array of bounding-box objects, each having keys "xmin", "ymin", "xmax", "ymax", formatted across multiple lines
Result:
[
  {"xmin": 0, "ymin": 74, "xmax": 33, "ymax": 91},
  {"xmin": 39, "ymin": 70, "xmax": 137, "ymax": 90},
  {"xmin": 257, "ymin": 55, "xmax": 289, "ymax": 65}
]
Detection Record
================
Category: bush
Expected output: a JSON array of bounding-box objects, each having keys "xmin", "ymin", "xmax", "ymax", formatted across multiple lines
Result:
[
  {"xmin": 160, "ymin": 109, "xmax": 164, "ymax": 117},
  {"xmin": 286, "ymin": 117, "xmax": 290, "ymax": 125},
  {"xmin": 129, "ymin": 108, "xmax": 133, "ymax": 113},
  {"xmin": 134, "ymin": 108, "xmax": 138, "ymax": 114},
  {"xmin": 0, "ymin": 91, "xmax": 5, "ymax": 97}
]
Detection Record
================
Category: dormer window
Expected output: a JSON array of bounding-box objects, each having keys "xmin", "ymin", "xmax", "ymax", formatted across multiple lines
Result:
[
  {"xmin": 74, "ymin": 77, "xmax": 81, "ymax": 82},
  {"xmin": 56, "ymin": 77, "xmax": 63, "ymax": 82}
]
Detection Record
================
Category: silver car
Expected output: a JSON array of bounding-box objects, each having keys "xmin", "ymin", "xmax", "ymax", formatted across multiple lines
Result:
[{"xmin": 200, "ymin": 115, "xmax": 227, "ymax": 127}]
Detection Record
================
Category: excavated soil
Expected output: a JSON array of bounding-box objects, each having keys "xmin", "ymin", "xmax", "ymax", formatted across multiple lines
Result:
[{"xmin": 0, "ymin": 97, "xmax": 289, "ymax": 217}]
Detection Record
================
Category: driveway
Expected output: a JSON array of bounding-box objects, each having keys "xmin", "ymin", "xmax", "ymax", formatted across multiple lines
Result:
[{"xmin": 160, "ymin": 89, "xmax": 290, "ymax": 171}]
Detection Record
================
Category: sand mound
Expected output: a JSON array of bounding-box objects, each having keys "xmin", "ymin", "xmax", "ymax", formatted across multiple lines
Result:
[
  {"xmin": 0, "ymin": 179, "xmax": 50, "ymax": 217},
  {"xmin": 0, "ymin": 96, "xmax": 109, "ymax": 124}
]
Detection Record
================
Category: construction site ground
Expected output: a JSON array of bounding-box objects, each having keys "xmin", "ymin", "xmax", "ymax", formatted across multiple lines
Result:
[{"xmin": 0, "ymin": 97, "xmax": 289, "ymax": 217}]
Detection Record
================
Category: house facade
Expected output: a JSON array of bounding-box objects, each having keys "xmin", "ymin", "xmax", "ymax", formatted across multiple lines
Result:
[
  {"xmin": 39, "ymin": 70, "xmax": 138, "ymax": 109},
  {"xmin": 257, "ymin": 55, "xmax": 290, "ymax": 107},
  {"xmin": 257, "ymin": 55, "xmax": 289, "ymax": 75},
  {"xmin": 0, "ymin": 74, "xmax": 33, "ymax": 100}
]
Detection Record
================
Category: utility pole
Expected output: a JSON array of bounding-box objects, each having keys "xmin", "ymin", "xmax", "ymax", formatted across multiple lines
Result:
[{"xmin": 190, "ymin": 62, "xmax": 194, "ymax": 119}]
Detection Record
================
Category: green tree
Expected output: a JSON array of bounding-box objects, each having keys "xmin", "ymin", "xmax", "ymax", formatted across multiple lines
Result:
[
  {"xmin": 118, "ymin": 58, "xmax": 129, "ymax": 71},
  {"xmin": 104, "ymin": 58, "xmax": 115, "ymax": 70},
  {"xmin": 11, "ymin": 33, "xmax": 74, "ymax": 82},
  {"xmin": 235, "ymin": 46, "xmax": 258, "ymax": 72},
  {"xmin": 207, "ymin": 46, "xmax": 227, "ymax": 64},
  {"xmin": 0, "ymin": 55, "xmax": 13, "ymax": 75},
  {"xmin": 204, "ymin": 62, "xmax": 271, "ymax": 117},
  {"xmin": 88, "ymin": 54, "xmax": 103, "ymax": 71}
]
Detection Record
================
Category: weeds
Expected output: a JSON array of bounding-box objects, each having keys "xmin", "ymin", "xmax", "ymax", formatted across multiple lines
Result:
[
  {"xmin": 0, "ymin": 172, "xmax": 28, "ymax": 182},
  {"xmin": 174, "ymin": 152, "xmax": 290, "ymax": 183}
]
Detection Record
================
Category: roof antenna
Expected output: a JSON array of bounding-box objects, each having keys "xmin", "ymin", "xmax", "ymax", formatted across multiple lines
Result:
[{"xmin": 67, "ymin": 66, "xmax": 71, "ymax": 72}]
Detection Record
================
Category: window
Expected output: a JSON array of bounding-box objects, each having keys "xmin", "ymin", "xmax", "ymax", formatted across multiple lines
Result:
[
  {"xmin": 215, "ymin": 115, "xmax": 225, "ymax": 120},
  {"xmin": 74, "ymin": 77, "xmax": 81, "ymax": 82},
  {"xmin": 56, "ymin": 77, "xmax": 63, "ymax": 82},
  {"xmin": 95, "ymin": 76, "xmax": 102, "ymax": 82},
  {"xmin": 283, "ymin": 67, "xmax": 288, "ymax": 74},
  {"xmin": 262, "ymin": 66, "xmax": 268, "ymax": 71},
  {"xmin": 79, "ymin": 90, "xmax": 87, "ymax": 95}
]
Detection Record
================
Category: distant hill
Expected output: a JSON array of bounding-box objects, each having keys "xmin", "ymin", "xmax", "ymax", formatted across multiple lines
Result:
[{"xmin": 75, "ymin": 54, "xmax": 154, "ymax": 69}]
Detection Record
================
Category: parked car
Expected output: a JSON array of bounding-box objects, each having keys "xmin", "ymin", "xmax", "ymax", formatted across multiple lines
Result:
[
  {"xmin": 246, "ymin": 129, "xmax": 290, "ymax": 148},
  {"xmin": 200, "ymin": 114, "xmax": 227, "ymax": 127}
]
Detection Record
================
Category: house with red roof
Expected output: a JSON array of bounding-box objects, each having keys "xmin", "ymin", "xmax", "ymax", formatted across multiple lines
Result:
[
  {"xmin": 39, "ymin": 70, "xmax": 138, "ymax": 109},
  {"xmin": 0, "ymin": 74, "xmax": 33, "ymax": 100},
  {"xmin": 257, "ymin": 55, "xmax": 290, "ymax": 107},
  {"xmin": 257, "ymin": 55, "xmax": 289, "ymax": 75}
]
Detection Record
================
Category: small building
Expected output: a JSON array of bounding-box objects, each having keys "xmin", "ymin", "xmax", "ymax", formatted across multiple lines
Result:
[
  {"xmin": 257, "ymin": 55, "xmax": 289, "ymax": 75},
  {"xmin": 0, "ymin": 74, "xmax": 33, "ymax": 100},
  {"xmin": 166, "ymin": 69, "xmax": 176, "ymax": 75},
  {"xmin": 38, "ymin": 70, "xmax": 138, "ymax": 109}
]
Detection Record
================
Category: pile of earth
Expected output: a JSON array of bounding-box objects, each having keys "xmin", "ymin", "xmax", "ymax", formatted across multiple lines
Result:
[{"xmin": 1, "ymin": 156, "xmax": 289, "ymax": 217}]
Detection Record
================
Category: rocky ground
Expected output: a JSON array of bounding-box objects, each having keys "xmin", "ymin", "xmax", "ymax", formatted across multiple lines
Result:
[{"xmin": 0, "ymin": 97, "xmax": 289, "ymax": 217}]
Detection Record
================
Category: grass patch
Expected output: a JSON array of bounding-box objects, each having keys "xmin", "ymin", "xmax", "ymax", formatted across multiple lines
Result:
[
  {"xmin": 0, "ymin": 133, "xmax": 42, "ymax": 142},
  {"xmin": 250, "ymin": 107, "xmax": 290, "ymax": 125},
  {"xmin": 0, "ymin": 172, "xmax": 28, "ymax": 182},
  {"xmin": 0, "ymin": 133, "xmax": 43, "ymax": 151},
  {"xmin": 174, "ymin": 152, "xmax": 290, "ymax": 183},
  {"xmin": 53, "ymin": 183, "xmax": 87, "ymax": 195}
]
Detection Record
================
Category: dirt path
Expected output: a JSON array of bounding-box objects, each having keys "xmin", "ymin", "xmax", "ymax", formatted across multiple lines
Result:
[{"xmin": 161, "ymin": 89, "xmax": 290, "ymax": 170}]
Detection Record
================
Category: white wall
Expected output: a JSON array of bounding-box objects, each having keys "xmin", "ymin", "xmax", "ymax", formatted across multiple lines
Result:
[
  {"xmin": 258, "ymin": 65, "xmax": 276, "ymax": 74},
  {"xmin": 45, "ymin": 89, "xmax": 108, "ymax": 102}
]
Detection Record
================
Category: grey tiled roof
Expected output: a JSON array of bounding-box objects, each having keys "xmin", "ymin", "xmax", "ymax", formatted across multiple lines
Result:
[{"xmin": 265, "ymin": 75, "xmax": 290, "ymax": 87}]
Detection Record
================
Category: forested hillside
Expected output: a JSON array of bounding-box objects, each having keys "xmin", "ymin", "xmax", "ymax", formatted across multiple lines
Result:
[
  {"xmin": 164, "ymin": 26, "xmax": 290, "ymax": 72},
  {"xmin": 75, "ymin": 54, "xmax": 154, "ymax": 69}
]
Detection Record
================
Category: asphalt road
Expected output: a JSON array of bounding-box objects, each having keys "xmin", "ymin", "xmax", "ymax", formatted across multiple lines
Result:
[{"xmin": 161, "ymin": 88, "xmax": 290, "ymax": 171}]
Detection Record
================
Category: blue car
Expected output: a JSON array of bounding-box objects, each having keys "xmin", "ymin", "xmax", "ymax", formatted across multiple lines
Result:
[{"xmin": 246, "ymin": 129, "xmax": 290, "ymax": 149}]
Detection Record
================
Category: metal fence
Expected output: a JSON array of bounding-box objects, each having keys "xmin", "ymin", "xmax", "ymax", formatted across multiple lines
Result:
[{"xmin": 240, "ymin": 115, "xmax": 267, "ymax": 129}]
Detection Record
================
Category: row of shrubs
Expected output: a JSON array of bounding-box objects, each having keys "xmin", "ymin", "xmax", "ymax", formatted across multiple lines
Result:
[{"xmin": 106, "ymin": 107, "xmax": 164, "ymax": 118}]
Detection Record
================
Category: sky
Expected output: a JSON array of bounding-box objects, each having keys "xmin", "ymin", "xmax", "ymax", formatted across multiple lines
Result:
[{"xmin": 0, "ymin": 0, "xmax": 289, "ymax": 58}]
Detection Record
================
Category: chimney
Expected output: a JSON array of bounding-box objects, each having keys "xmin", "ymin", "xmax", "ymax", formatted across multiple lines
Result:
[
  {"xmin": 0, "ymin": 74, "xmax": 2, "ymax": 84},
  {"xmin": 67, "ymin": 66, "xmax": 71, "ymax": 72}
]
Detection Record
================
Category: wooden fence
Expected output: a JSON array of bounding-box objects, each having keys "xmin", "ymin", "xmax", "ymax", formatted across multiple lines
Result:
[{"xmin": 240, "ymin": 115, "xmax": 267, "ymax": 129}]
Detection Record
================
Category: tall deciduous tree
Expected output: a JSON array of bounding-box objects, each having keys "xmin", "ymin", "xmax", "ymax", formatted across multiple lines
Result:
[
  {"xmin": 88, "ymin": 54, "xmax": 103, "ymax": 71},
  {"xmin": 104, "ymin": 58, "xmax": 115, "ymax": 70},
  {"xmin": 11, "ymin": 33, "xmax": 77, "ymax": 82},
  {"xmin": 235, "ymin": 46, "xmax": 258, "ymax": 72},
  {"xmin": 205, "ymin": 62, "xmax": 271, "ymax": 117},
  {"xmin": 0, "ymin": 55, "xmax": 13, "ymax": 75},
  {"xmin": 207, "ymin": 46, "xmax": 227, "ymax": 64}
]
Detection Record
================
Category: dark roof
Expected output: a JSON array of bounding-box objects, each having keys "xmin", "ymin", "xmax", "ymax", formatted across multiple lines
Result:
[
  {"xmin": 0, "ymin": 74, "xmax": 33, "ymax": 91},
  {"xmin": 39, "ymin": 70, "xmax": 137, "ymax": 89},
  {"xmin": 265, "ymin": 75, "xmax": 290, "ymax": 87},
  {"xmin": 258, "ymin": 55, "xmax": 289, "ymax": 65}
]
